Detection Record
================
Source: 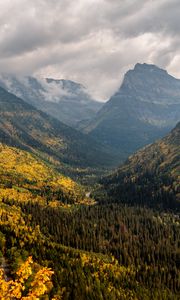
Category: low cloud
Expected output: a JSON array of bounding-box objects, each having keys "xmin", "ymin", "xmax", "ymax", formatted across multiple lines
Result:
[{"xmin": 0, "ymin": 0, "xmax": 179, "ymax": 100}]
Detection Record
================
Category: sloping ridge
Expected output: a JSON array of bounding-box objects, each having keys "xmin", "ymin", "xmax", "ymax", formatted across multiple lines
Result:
[
  {"xmin": 0, "ymin": 86, "xmax": 114, "ymax": 170},
  {"xmin": 95, "ymin": 122, "xmax": 180, "ymax": 211},
  {"xmin": 0, "ymin": 143, "xmax": 85, "ymax": 206},
  {"xmin": 84, "ymin": 63, "xmax": 180, "ymax": 160},
  {"xmin": 0, "ymin": 74, "xmax": 103, "ymax": 127}
]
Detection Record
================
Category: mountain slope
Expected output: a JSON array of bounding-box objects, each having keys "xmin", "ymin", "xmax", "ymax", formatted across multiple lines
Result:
[
  {"xmin": 0, "ymin": 123, "xmax": 179, "ymax": 299},
  {"xmin": 0, "ymin": 74, "xmax": 103, "ymax": 127},
  {"xmin": 84, "ymin": 63, "xmax": 180, "ymax": 159},
  {"xmin": 0, "ymin": 86, "xmax": 114, "ymax": 172},
  {"xmin": 95, "ymin": 122, "xmax": 180, "ymax": 210},
  {"xmin": 0, "ymin": 144, "xmax": 179, "ymax": 299},
  {"xmin": 0, "ymin": 143, "xmax": 85, "ymax": 206}
]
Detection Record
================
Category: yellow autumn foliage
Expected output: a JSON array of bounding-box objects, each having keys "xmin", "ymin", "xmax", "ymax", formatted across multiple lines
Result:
[
  {"xmin": 80, "ymin": 253, "xmax": 138, "ymax": 299},
  {"xmin": 0, "ymin": 204, "xmax": 42, "ymax": 247},
  {"xmin": 0, "ymin": 256, "xmax": 54, "ymax": 300},
  {"xmin": 0, "ymin": 143, "xmax": 85, "ymax": 206}
]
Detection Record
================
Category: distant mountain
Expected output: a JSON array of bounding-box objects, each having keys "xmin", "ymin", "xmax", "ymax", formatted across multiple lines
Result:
[
  {"xmin": 84, "ymin": 63, "xmax": 180, "ymax": 159},
  {"xmin": 95, "ymin": 122, "xmax": 180, "ymax": 211},
  {"xmin": 0, "ymin": 74, "xmax": 103, "ymax": 127},
  {"xmin": 0, "ymin": 86, "xmax": 114, "ymax": 174}
]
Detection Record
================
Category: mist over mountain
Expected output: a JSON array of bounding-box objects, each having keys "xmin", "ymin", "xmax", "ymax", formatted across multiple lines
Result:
[
  {"xmin": 1, "ymin": 0, "xmax": 180, "ymax": 298},
  {"xmin": 0, "ymin": 85, "xmax": 113, "ymax": 173},
  {"xmin": 83, "ymin": 63, "xmax": 180, "ymax": 160},
  {"xmin": 0, "ymin": 74, "xmax": 102, "ymax": 127},
  {"xmin": 0, "ymin": 69, "xmax": 179, "ymax": 299}
]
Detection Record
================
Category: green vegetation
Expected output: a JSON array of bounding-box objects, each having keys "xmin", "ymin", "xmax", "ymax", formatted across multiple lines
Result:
[
  {"xmin": 0, "ymin": 139, "xmax": 179, "ymax": 299},
  {"xmin": 0, "ymin": 86, "xmax": 115, "ymax": 178},
  {"xmin": 0, "ymin": 86, "xmax": 179, "ymax": 299},
  {"xmin": 0, "ymin": 199, "xmax": 179, "ymax": 299},
  {"xmin": 94, "ymin": 122, "xmax": 180, "ymax": 211},
  {"xmin": 0, "ymin": 143, "xmax": 86, "ymax": 206}
]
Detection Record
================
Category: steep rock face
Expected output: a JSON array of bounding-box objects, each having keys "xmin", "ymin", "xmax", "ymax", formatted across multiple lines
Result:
[
  {"xmin": 0, "ymin": 75, "xmax": 102, "ymax": 127},
  {"xmin": 0, "ymin": 86, "xmax": 113, "ymax": 170},
  {"xmin": 95, "ymin": 122, "xmax": 180, "ymax": 210},
  {"xmin": 84, "ymin": 63, "xmax": 180, "ymax": 159},
  {"xmin": 121, "ymin": 63, "xmax": 180, "ymax": 106}
]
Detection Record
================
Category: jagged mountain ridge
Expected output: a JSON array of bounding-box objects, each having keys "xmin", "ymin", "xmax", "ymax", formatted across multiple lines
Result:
[
  {"xmin": 0, "ymin": 86, "xmax": 114, "ymax": 172},
  {"xmin": 84, "ymin": 63, "xmax": 180, "ymax": 159},
  {"xmin": 95, "ymin": 122, "xmax": 180, "ymax": 210},
  {"xmin": 0, "ymin": 74, "xmax": 103, "ymax": 127},
  {"xmin": 121, "ymin": 63, "xmax": 180, "ymax": 106}
]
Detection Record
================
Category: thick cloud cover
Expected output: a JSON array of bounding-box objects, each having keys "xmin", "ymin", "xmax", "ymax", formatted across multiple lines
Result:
[{"xmin": 0, "ymin": 0, "xmax": 179, "ymax": 100}]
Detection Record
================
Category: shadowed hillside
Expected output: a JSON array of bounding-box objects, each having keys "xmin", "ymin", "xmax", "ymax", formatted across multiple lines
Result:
[
  {"xmin": 94, "ymin": 122, "xmax": 180, "ymax": 211},
  {"xmin": 84, "ymin": 64, "xmax": 180, "ymax": 160},
  {"xmin": 0, "ymin": 75, "xmax": 103, "ymax": 127},
  {"xmin": 0, "ymin": 86, "xmax": 114, "ymax": 175}
]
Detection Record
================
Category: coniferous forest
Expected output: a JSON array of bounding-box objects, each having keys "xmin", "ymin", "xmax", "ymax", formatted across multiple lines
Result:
[
  {"xmin": 0, "ymin": 25, "xmax": 179, "ymax": 298},
  {"xmin": 0, "ymin": 121, "xmax": 179, "ymax": 299}
]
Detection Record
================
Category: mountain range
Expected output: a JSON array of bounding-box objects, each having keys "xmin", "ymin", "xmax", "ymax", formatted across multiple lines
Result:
[
  {"xmin": 1, "ymin": 63, "xmax": 180, "ymax": 163},
  {"xmin": 0, "ymin": 74, "xmax": 102, "ymax": 127},
  {"xmin": 0, "ymin": 86, "xmax": 114, "ymax": 176},
  {"xmin": 83, "ymin": 63, "xmax": 180, "ymax": 159},
  {"xmin": 0, "ymin": 63, "xmax": 179, "ymax": 299}
]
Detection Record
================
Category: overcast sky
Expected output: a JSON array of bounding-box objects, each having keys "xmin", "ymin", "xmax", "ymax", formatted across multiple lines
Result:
[{"xmin": 0, "ymin": 0, "xmax": 179, "ymax": 100}]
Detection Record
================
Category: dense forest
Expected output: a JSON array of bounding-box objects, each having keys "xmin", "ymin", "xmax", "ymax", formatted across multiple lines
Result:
[
  {"xmin": 0, "ymin": 94, "xmax": 179, "ymax": 299},
  {"xmin": 1, "ymin": 1, "xmax": 180, "ymax": 297},
  {"xmin": 0, "ymin": 190, "xmax": 179, "ymax": 299},
  {"xmin": 0, "ymin": 139, "xmax": 179, "ymax": 299},
  {"xmin": 95, "ymin": 122, "xmax": 180, "ymax": 211}
]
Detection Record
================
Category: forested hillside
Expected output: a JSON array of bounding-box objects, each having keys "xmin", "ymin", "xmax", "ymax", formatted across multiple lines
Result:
[
  {"xmin": 94, "ymin": 122, "xmax": 180, "ymax": 211},
  {"xmin": 0, "ymin": 184, "xmax": 179, "ymax": 298},
  {"xmin": 1, "ymin": 0, "xmax": 180, "ymax": 299},
  {"xmin": 0, "ymin": 86, "xmax": 114, "ymax": 176},
  {"xmin": 0, "ymin": 137, "xmax": 179, "ymax": 299},
  {"xmin": 0, "ymin": 67, "xmax": 179, "ymax": 300},
  {"xmin": 0, "ymin": 143, "xmax": 86, "ymax": 206}
]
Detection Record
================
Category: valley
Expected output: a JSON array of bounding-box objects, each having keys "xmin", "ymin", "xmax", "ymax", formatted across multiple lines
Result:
[{"xmin": 0, "ymin": 64, "xmax": 179, "ymax": 299}]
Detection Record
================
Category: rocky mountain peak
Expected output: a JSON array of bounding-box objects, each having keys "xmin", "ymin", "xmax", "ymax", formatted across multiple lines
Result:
[
  {"xmin": 116, "ymin": 63, "xmax": 180, "ymax": 105},
  {"xmin": 133, "ymin": 63, "xmax": 167, "ymax": 74},
  {"xmin": 0, "ymin": 74, "xmax": 103, "ymax": 127}
]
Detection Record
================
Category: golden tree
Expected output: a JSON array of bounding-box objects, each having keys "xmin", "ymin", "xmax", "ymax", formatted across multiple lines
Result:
[{"xmin": 0, "ymin": 256, "xmax": 54, "ymax": 299}]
